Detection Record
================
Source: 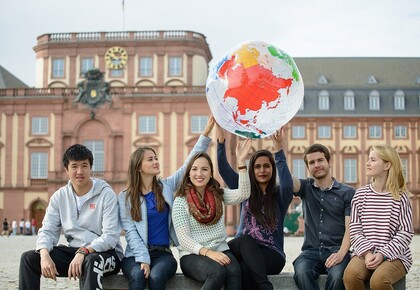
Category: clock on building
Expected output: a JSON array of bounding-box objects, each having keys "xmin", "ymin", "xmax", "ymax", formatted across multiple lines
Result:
[{"xmin": 105, "ymin": 46, "xmax": 128, "ymax": 70}]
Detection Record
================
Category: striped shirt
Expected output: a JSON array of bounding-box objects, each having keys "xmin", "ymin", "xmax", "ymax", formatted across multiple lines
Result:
[{"xmin": 349, "ymin": 184, "xmax": 414, "ymax": 272}]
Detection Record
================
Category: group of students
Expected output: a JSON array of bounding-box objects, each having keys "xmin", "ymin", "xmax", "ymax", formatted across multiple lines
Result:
[{"xmin": 18, "ymin": 117, "xmax": 414, "ymax": 290}]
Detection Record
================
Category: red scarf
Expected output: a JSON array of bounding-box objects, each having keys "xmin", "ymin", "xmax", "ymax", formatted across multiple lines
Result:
[{"xmin": 186, "ymin": 187, "xmax": 223, "ymax": 225}]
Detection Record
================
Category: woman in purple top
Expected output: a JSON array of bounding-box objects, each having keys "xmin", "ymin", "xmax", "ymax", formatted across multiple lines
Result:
[{"xmin": 216, "ymin": 126, "xmax": 294, "ymax": 290}]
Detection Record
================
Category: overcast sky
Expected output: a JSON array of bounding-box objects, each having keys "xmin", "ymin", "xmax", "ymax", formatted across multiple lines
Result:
[{"xmin": 1, "ymin": 0, "xmax": 419, "ymax": 87}]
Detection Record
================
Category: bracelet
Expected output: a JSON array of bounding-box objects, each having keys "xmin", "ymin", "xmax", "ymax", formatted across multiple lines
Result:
[
  {"xmin": 76, "ymin": 247, "xmax": 89, "ymax": 256},
  {"xmin": 238, "ymin": 165, "xmax": 247, "ymax": 170},
  {"xmin": 203, "ymin": 248, "xmax": 210, "ymax": 257}
]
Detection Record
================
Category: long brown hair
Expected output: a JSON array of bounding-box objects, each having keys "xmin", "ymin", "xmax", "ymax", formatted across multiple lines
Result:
[
  {"xmin": 175, "ymin": 152, "xmax": 224, "ymax": 199},
  {"xmin": 125, "ymin": 146, "xmax": 164, "ymax": 222},
  {"xmin": 248, "ymin": 150, "xmax": 278, "ymax": 229}
]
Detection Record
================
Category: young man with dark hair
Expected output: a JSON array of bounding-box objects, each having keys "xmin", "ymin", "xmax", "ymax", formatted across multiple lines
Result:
[
  {"xmin": 291, "ymin": 143, "xmax": 355, "ymax": 290},
  {"xmin": 19, "ymin": 144, "xmax": 122, "ymax": 290}
]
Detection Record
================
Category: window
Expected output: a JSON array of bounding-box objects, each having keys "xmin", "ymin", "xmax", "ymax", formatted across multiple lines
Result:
[
  {"xmin": 191, "ymin": 115, "xmax": 208, "ymax": 133},
  {"xmin": 32, "ymin": 117, "xmax": 48, "ymax": 135},
  {"xmin": 31, "ymin": 153, "xmax": 48, "ymax": 178},
  {"xmin": 139, "ymin": 57, "xmax": 153, "ymax": 77},
  {"xmin": 344, "ymin": 158, "xmax": 357, "ymax": 183},
  {"xmin": 299, "ymin": 100, "xmax": 304, "ymax": 111},
  {"xmin": 81, "ymin": 58, "xmax": 94, "ymax": 75},
  {"xmin": 110, "ymin": 69, "xmax": 123, "ymax": 77},
  {"xmin": 292, "ymin": 159, "xmax": 306, "ymax": 179},
  {"xmin": 401, "ymin": 158, "xmax": 408, "ymax": 180},
  {"xmin": 52, "ymin": 58, "xmax": 64, "ymax": 78},
  {"xmin": 343, "ymin": 125, "xmax": 356, "ymax": 138},
  {"xmin": 369, "ymin": 125, "xmax": 382, "ymax": 138},
  {"xmin": 394, "ymin": 90, "xmax": 405, "ymax": 110},
  {"xmin": 84, "ymin": 141, "xmax": 104, "ymax": 172},
  {"xmin": 292, "ymin": 126, "xmax": 305, "ymax": 138},
  {"xmin": 318, "ymin": 90, "xmax": 329, "ymax": 110},
  {"xmin": 169, "ymin": 56, "xmax": 182, "ymax": 76},
  {"xmin": 138, "ymin": 116, "xmax": 156, "ymax": 134},
  {"xmin": 369, "ymin": 91, "xmax": 380, "ymax": 111},
  {"xmin": 394, "ymin": 126, "xmax": 407, "ymax": 138},
  {"xmin": 318, "ymin": 126, "xmax": 331, "ymax": 138},
  {"xmin": 344, "ymin": 91, "xmax": 355, "ymax": 111}
]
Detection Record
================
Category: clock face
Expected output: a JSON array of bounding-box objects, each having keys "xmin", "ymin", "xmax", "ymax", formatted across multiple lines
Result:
[{"xmin": 105, "ymin": 46, "xmax": 128, "ymax": 70}]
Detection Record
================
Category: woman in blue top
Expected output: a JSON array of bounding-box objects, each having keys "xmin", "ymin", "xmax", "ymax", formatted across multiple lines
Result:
[
  {"xmin": 118, "ymin": 118, "xmax": 215, "ymax": 290},
  {"xmin": 216, "ymin": 126, "xmax": 294, "ymax": 290}
]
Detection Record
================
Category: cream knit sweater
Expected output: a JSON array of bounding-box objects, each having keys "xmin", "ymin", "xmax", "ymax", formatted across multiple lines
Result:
[{"xmin": 172, "ymin": 172, "xmax": 250, "ymax": 258}]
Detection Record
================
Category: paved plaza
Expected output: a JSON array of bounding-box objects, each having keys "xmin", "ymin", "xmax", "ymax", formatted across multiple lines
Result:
[{"xmin": 0, "ymin": 234, "xmax": 419, "ymax": 289}]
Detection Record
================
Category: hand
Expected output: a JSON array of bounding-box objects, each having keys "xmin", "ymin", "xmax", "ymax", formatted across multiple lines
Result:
[
  {"xmin": 40, "ymin": 249, "xmax": 59, "ymax": 281},
  {"xmin": 236, "ymin": 138, "xmax": 252, "ymax": 164},
  {"xmin": 68, "ymin": 253, "xmax": 85, "ymax": 280},
  {"xmin": 270, "ymin": 127, "xmax": 285, "ymax": 152},
  {"xmin": 202, "ymin": 116, "xmax": 216, "ymax": 137},
  {"xmin": 206, "ymin": 250, "xmax": 231, "ymax": 266},
  {"xmin": 365, "ymin": 252, "xmax": 383, "ymax": 270},
  {"xmin": 215, "ymin": 122, "xmax": 225, "ymax": 143},
  {"xmin": 325, "ymin": 251, "xmax": 345, "ymax": 268},
  {"xmin": 140, "ymin": 263, "xmax": 150, "ymax": 279}
]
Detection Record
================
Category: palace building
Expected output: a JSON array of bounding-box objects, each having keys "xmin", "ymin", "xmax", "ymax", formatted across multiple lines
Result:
[{"xmin": 0, "ymin": 30, "xmax": 419, "ymax": 234}]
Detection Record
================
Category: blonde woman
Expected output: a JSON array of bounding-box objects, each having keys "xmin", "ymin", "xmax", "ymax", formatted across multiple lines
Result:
[{"xmin": 343, "ymin": 145, "xmax": 414, "ymax": 289}]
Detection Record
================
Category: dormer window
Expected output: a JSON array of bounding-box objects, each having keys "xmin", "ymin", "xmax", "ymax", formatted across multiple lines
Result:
[
  {"xmin": 394, "ymin": 90, "xmax": 405, "ymax": 110},
  {"xmin": 344, "ymin": 90, "xmax": 355, "ymax": 111},
  {"xmin": 369, "ymin": 90, "xmax": 380, "ymax": 111},
  {"xmin": 317, "ymin": 75, "xmax": 328, "ymax": 84},
  {"xmin": 318, "ymin": 90, "xmax": 329, "ymax": 110},
  {"xmin": 367, "ymin": 75, "xmax": 377, "ymax": 84}
]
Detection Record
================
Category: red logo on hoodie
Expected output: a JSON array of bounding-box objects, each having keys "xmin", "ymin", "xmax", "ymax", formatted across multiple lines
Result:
[{"xmin": 89, "ymin": 204, "xmax": 96, "ymax": 209}]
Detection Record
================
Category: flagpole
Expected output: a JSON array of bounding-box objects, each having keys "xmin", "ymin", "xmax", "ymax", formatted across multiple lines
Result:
[{"xmin": 122, "ymin": 0, "xmax": 125, "ymax": 32}]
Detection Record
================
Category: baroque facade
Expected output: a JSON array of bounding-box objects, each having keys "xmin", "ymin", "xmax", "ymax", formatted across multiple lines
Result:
[{"xmin": 0, "ymin": 30, "xmax": 419, "ymax": 234}]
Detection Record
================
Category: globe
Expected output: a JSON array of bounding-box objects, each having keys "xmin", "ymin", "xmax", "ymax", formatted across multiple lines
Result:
[{"xmin": 206, "ymin": 40, "xmax": 304, "ymax": 139}]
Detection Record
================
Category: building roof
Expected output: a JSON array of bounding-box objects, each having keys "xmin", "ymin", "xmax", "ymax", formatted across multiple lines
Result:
[
  {"xmin": 0, "ymin": 65, "xmax": 29, "ymax": 89},
  {"xmin": 294, "ymin": 57, "xmax": 420, "ymax": 89}
]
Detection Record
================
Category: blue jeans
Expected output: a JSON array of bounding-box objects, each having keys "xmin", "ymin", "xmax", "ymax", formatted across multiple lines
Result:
[
  {"xmin": 293, "ymin": 247, "xmax": 350, "ymax": 290},
  {"xmin": 180, "ymin": 250, "xmax": 241, "ymax": 290},
  {"xmin": 121, "ymin": 250, "xmax": 177, "ymax": 290}
]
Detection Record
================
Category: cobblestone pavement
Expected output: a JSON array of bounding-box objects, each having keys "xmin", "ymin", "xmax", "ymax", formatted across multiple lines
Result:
[{"xmin": 1, "ymin": 234, "xmax": 419, "ymax": 289}]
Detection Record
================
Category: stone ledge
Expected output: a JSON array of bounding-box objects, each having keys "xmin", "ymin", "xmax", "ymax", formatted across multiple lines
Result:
[{"xmin": 103, "ymin": 272, "xmax": 406, "ymax": 290}]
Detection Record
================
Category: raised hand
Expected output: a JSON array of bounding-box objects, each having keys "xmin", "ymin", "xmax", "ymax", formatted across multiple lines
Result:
[
  {"xmin": 270, "ymin": 126, "xmax": 285, "ymax": 152},
  {"xmin": 236, "ymin": 138, "xmax": 252, "ymax": 165},
  {"xmin": 202, "ymin": 115, "xmax": 216, "ymax": 137}
]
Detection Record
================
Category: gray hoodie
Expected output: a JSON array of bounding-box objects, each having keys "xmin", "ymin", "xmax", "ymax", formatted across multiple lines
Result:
[{"xmin": 36, "ymin": 178, "xmax": 123, "ymax": 260}]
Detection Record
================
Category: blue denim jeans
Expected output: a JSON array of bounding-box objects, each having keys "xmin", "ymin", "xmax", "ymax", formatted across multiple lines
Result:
[
  {"xmin": 293, "ymin": 247, "xmax": 350, "ymax": 290},
  {"xmin": 121, "ymin": 250, "xmax": 177, "ymax": 290}
]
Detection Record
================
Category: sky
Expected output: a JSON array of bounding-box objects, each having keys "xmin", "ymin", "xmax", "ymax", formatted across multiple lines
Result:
[{"xmin": 1, "ymin": 0, "xmax": 419, "ymax": 87}]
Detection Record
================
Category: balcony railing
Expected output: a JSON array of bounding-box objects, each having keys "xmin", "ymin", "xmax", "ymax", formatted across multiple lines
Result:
[
  {"xmin": 0, "ymin": 86, "xmax": 206, "ymax": 98},
  {"xmin": 37, "ymin": 30, "xmax": 208, "ymax": 45}
]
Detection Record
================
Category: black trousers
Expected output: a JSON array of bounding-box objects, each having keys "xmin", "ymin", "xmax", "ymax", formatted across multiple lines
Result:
[
  {"xmin": 19, "ymin": 245, "xmax": 121, "ymax": 290},
  {"xmin": 228, "ymin": 235, "xmax": 286, "ymax": 290}
]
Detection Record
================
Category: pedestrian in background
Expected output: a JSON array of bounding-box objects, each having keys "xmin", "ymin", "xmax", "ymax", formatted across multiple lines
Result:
[
  {"xmin": 31, "ymin": 218, "xmax": 37, "ymax": 235},
  {"xmin": 2, "ymin": 218, "xmax": 9, "ymax": 237},
  {"xmin": 25, "ymin": 220, "xmax": 31, "ymax": 235},
  {"xmin": 12, "ymin": 219, "xmax": 18, "ymax": 236},
  {"xmin": 19, "ymin": 218, "xmax": 24, "ymax": 235}
]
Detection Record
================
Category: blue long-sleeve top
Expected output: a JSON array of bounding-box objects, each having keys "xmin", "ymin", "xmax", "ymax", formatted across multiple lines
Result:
[{"xmin": 217, "ymin": 141, "xmax": 294, "ymax": 257}]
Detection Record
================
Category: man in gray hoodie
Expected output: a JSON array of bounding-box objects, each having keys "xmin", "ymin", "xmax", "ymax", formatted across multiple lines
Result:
[{"xmin": 19, "ymin": 144, "xmax": 123, "ymax": 290}]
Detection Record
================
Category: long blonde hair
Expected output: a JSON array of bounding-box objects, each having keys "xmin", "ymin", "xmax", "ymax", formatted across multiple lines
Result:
[{"xmin": 370, "ymin": 145, "xmax": 408, "ymax": 199}]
